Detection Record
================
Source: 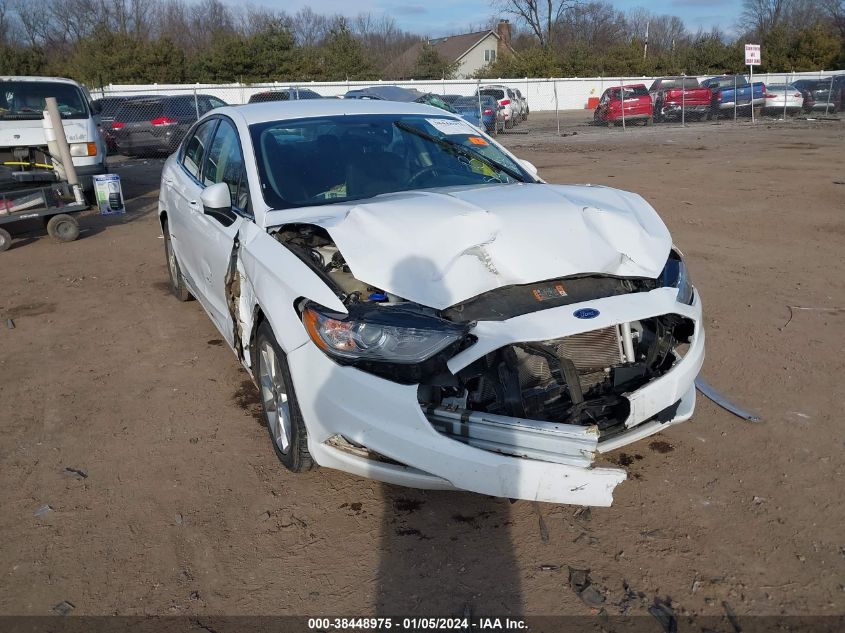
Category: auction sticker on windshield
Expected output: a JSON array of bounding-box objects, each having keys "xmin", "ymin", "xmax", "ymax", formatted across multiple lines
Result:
[{"xmin": 426, "ymin": 118, "xmax": 478, "ymax": 136}]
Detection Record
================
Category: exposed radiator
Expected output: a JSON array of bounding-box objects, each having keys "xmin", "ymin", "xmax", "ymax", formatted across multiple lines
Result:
[{"xmin": 555, "ymin": 326, "xmax": 624, "ymax": 371}]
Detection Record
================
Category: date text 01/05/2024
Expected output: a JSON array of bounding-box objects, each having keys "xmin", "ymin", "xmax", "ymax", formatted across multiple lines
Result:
[{"xmin": 307, "ymin": 617, "xmax": 528, "ymax": 630}]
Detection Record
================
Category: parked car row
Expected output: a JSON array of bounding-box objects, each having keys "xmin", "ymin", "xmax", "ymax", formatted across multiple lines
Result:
[
  {"xmin": 594, "ymin": 74, "xmax": 843, "ymax": 126},
  {"xmin": 96, "ymin": 84, "xmax": 529, "ymax": 158}
]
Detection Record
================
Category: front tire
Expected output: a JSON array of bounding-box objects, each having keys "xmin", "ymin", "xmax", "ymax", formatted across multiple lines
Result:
[
  {"xmin": 162, "ymin": 219, "xmax": 192, "ymax": 301},
  {"xmin": 46, "ymin": 214, "xmax": 80, "ymax": 242},
  {"xmin": 256, "ymin": 320, "xmax": 313, "ymax": 472}
]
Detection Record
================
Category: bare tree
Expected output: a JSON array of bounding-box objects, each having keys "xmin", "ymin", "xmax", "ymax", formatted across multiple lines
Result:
[
  {"xmin": 0, "ymin": 0, "xmax": 9, "ymax": 44},
  {"xmin": 740, "ymin": 0, "xmax": 791, "ymax": 35},
  {"xmin": 821, "ymin": 0, "xmax": 845, "ymax": 37},
  {"xmin": 195, "ymin": 0, "xmax": 234, "ymax": 35},
  {"xmin": 556, "ymin": 2, "xmax": 626, "ymax": 50},
  {"xmin": 291, "ymin": 7, "xmax": 328, "ymax": 47},
  {"xmin": 12, "ymin": 0, "xmax": 56, "ymax": 46},
  {"xmin": 497, "ymin": 0, "xmax": 579, "ymax": 47}
]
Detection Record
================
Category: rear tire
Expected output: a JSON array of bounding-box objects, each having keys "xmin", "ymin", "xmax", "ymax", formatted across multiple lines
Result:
[
  {"xmin": 46, "ymin": 214, "xmax": 80, "ymax": 242},
  {"xmin": 256, "ymin": 320, "xmax": 313, "ymax": 473},
  {"xmin": 163, "ymin": 219, "xmax": 192, "ymax": 302},
  {"xmin": 0, "ymin": 227, "xmax": 11, "ymax": 252}
]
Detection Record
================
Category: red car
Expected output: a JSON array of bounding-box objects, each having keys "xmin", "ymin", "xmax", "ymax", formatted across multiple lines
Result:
[
  {"xmin": 648, "ymin": 77, "xmax": 713, "ymax": 121},
  {"xmin": 594, "ymin": 84, "xmax": 653, "ymax": 126}
]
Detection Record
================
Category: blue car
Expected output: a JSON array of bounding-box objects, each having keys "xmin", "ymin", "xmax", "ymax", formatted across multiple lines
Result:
[{"xmin": 452, "ymin": 95, "xmax": 504, "ymax": 133}]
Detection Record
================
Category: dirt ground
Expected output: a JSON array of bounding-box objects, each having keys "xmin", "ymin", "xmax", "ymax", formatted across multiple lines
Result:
[{"xmin": 1, "ymin": 111, "xmax": 843, "ymax": 620}]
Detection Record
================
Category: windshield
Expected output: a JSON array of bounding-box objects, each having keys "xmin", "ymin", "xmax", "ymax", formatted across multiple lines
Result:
[
  {"xmin": 611, "ymin": 86, "xmax": 649, "ymax": 99},
  {"xmin": 453, "ymin": 97, "xmax": 481, "ymax": 110},
  {"xmin": 480, "ymin": 89, "xmax": 505, "ymax": 100},
  {"xmin": 0, "ymin": 81, "xmax": 89, "ymax": 120},
  {"xmin": 251, "ymin": 113, "xmax": 529, "ymax": 209},
  {"xmin": 651, "ymin": 78, "xmax": 700, "ymax": 90}
]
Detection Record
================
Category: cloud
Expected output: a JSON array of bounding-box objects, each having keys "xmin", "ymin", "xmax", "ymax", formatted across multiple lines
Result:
[
  {"xmin": 671, "ymin": 0, "xmax": 733, "ymax": 6},
  {"xmin": 386, "ymin": 4, "xmax": 427, "ymax": 15}
]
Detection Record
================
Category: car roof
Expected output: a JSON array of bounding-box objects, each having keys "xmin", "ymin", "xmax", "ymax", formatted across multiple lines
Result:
[
  {"xmin": 344, "ymin": 86, "xmax": 422, "ymax": 101},
  {"xmin": 219, "ymin": 99, "xmax": 461, "ymax": 126},
  {"xmin": 1, "ymin": 75, "xmax": 83, "ymax": 86},
  {"xmin": 255, "ymin": 88, "xmax": 319, "ymax": 94}
]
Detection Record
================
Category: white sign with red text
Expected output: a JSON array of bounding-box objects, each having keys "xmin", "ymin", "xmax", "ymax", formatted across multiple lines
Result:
[{"xmin": 745, "ymin": 44, "xmax": 761, "ymax": 66}]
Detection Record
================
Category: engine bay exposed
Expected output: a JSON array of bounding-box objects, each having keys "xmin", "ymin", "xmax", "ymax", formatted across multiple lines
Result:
[
  {"xmin": 273, "ymin": 223, "xmax": 694, "ymax": 439},
  {"xmin": 421, "ymin": 314, "xmax": 693, "ymax": 437},
  {"xmin": 273, "ymin": 224, "xmax": 383, "ymax": 303}
]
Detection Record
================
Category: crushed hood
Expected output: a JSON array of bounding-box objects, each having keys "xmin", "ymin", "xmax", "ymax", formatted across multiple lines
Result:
[{"xmin": 265, "ymin": 183, "xmax": 672, "ymax": 310}]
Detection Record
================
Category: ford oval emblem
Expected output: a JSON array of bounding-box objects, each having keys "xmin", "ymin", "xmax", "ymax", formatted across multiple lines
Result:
[{"xmin": 574, "ymin": 308, "xmax": 600, "ymax": 319}]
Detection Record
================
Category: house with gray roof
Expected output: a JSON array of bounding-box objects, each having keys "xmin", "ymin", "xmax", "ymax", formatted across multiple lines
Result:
[{"xmin": 388, "ymin": 20, "xmax": 514, "ymax": 79}]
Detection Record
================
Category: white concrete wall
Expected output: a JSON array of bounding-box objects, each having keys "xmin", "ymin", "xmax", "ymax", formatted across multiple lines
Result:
[{"xmin": 97, "ymin": 70, "xmax": 845, "ymax": 112}]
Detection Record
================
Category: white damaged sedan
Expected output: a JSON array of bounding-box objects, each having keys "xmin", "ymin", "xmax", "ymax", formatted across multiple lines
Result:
[{"xmin": 158, "ymin": 99, "xmax": 704, "ymax": 506}]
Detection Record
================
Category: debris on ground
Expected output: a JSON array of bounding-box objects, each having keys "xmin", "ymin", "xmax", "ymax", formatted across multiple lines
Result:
[
  {"xmin": 568, "ymin": 567, "xmax": 605, "ymax": 608},
  {"xmin": 573, "ymin": 506, "xmax": 592, "ymax": 522},
  {"xmin": 533, "ymin": 501, "xmax": 550, "ymax": 543},
  {"xmin": 690, "ymin": 576, "xmax": 701, "ymax": 594},
  {"xmin": 616, "ymin": 581, "xmax": 640, "ymax": 615},
  {"xmin": 722, "ymin": 600, "xmax": 742, "ymax": 633},
  {"xmin": 175, "ymin": 513, "xmax": 184, "ymax": 525},
  {"xmin": 52, "ymin": 601, "xmax": 75, "ymax": 616},
  {"xmin": 64, "ymin": 466, "xmax": 88, "ymax": 479},
  {"xmin": 648, "ymin": 596, "xmax": 677, "ymax": 633},
  {"xmin": 695, "ymin": 377, "xmax": 761, "ymax": 422},
  {"xmin": 782, "ymin": 305, "xmax": 844, "ymax": 329},
  {"xmin": 539, "ymin": 564, "xmax": 560, "ymax": 571},
  {"xmin": 34, "ymin": 504, "xmax": 52, "ymax": 518},
  {"xmin": 6, "ymin": 319, "xmax": 14, "ymax": 329}
]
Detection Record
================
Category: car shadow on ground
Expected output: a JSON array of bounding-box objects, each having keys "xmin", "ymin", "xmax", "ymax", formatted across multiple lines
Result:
[{"xmin": 361, "ymin": 255, "xmax": 524, "ymax": 615}]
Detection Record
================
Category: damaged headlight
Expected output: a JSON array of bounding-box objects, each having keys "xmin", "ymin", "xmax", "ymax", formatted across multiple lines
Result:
[
  {"xmin": 302, "ymin": 303, "xmax": 468, "ymax": 364},
  {"xmin": 661, "ymin": 250, "xmax": 695, "ymax": 305}
]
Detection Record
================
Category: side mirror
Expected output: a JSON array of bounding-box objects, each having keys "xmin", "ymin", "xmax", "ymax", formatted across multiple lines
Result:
[
  {"xmin": 201, "ymin": 182, "xmax": 236, "ymax": 226},
  {"xmin": 90, "ymin": 101, "xmax": 102, "ymax": 115},
  {"xmin": 519, "ymin": 159, "xmax": 538, "ymax": 176}
]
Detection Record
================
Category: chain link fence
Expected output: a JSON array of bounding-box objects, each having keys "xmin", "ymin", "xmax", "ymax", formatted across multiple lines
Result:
[{"xmin": 94, "ymin": 72, "xmax": 844, "ymax": 157}]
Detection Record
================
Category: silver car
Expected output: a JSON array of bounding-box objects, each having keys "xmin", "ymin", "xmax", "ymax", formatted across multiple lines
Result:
[
  {"xmin": 762, "ymin": 83, "xmax": 804, "ymax": 116},
  {"xmin": 478, "ymin": 85, "xmax": 519, "ymax": 128}
]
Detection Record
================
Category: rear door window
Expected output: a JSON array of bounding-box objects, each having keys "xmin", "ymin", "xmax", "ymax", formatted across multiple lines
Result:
[
  {"xmin": 116, "ymin": 101, "xmax": 163, "ymax": 122},
  {"xmin": 181, "ymin": 119, "xmax": 218, "ymax": 180},
  {"xmin": 167, "ymin": 97, "xmax": 200, "ymax": 120}
]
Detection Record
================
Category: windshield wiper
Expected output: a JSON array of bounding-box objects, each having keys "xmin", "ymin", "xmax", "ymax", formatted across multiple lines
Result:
[{"xmin": 394, "ymin": 120, "xmax": 527, "ymax": 183}]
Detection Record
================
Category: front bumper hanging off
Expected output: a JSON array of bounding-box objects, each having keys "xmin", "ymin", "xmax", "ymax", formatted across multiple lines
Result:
[{"xmin": 286, "ymin": 287, "xmax": 704, "ymax": 506}]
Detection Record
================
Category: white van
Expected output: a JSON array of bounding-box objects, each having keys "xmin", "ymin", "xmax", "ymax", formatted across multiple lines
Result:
[{"xmin": 1, "ymin": 76, "xmax": 107, "ymax": 195}]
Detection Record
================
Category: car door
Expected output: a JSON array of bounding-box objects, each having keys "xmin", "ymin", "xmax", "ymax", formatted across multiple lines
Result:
[
  {"xmin": 184, "ymin": 117, "xmax": 250, "ymax": 341},
  {"xmin": 168, "ymin": 118, "xmax": 218, "ymax": 295}
]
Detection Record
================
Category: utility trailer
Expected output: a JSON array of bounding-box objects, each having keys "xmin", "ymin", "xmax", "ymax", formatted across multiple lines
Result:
[{"xmin": 0, "ymin": 180, "xmax": 87, "ymax": 252}]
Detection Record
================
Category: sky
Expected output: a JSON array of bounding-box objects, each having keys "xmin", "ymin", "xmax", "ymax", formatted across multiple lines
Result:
[{"xmin": 257, "ymin": 0, "xmax": 744, "ymax": 38}]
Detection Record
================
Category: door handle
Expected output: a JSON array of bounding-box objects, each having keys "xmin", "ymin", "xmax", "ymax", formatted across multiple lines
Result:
[
  {"xmin": 189, "ymin": 200, "xmax": 198, "ymax": 207},
  {"xmin": 163, "ymin": 177, "xmax": 173, "ymax": 185}
]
